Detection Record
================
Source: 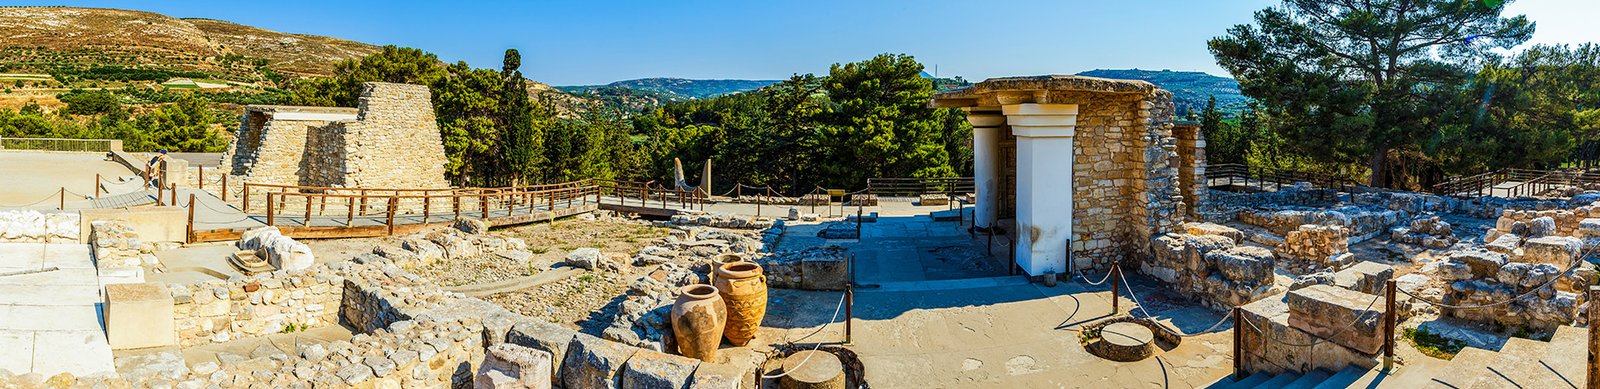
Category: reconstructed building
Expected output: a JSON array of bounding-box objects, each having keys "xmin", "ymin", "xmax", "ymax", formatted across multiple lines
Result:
[
  {"xmin": 931, "ymin": 75, "xmax": 1206, "ymax": 276},
  {"xmin": 223, "ymin": 82, "xmax": 450, "ymax": 189}
]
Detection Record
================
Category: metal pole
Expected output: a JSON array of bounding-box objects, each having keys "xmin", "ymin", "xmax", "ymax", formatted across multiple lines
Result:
[
  {"xmin": 186, "ymin": 194, "xmax": 196, "ymax": 243},
  {"xmin": 1110, "ymin": 264, "xmax": 1121, "ymax": 316},
  {"xmin": 1233, "ymin": 307, "xmax": 1244, "ymax": 380},
  {"xmin": 1383, "ymin": 279, "xmax": 1397, "ymax": 371}
]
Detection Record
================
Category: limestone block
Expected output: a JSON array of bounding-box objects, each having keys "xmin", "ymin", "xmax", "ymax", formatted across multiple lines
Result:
[
  {"xmin": 106, "ymin": 282, "xmax": 176, "ymax": 349},
  {"xmin": 1289, "ymin": 272, "xmax": 1335, "ymax": 291},
  {"xmin": 1205, "ymin": 246, "xmax": 1274, "ymax": 285},
  {"xmin": 426, "ymin": 229, "xmax": 475, "ymax": 259},
  {"xmin": 688, "ymin": 362, "xmax": 746, "ymax": 389},
  {"xmin": 1184, "ymin": 222, "xmax": 1243, "ymax": 243},
  {"xmin": 566, "ymin": 248, "xmax": 606, "ymax": 271},
  {"xmin": 1528, "ymin": 216, "xmax": 1557, "ymax": 237},
  {"xmin": 454, "ymin": 218, "xmax": 489, "ymax": 235},
  {"xmin": 800, "ymin": 254, "xmax": 848, "ymax": 291},
  {"xmin": 401, "ymin": 238, "xmax": 445, "ymax": 263},
  {"xmin": 476, "ymin": 343, "xmax": 553, "ymax": 389},
  {"xmin": 1496, "ymin": 262, "xmax": 1562, "ymax": 290},
  {"xmin": 1520, "ymin": 236, "xmax": 1580, "ymax": 266},
  {"xmin": 1333, "ymin": 261, "xmax": 1393, "ymax": 295},
  {"xmin": 561, "ymin": 334, "xmax": 641, "ymax": 389},
  {"xmin": 1286, "ymin": 285, "xmax": 1384, "ymax": 354},
  {"xmin": 1435, "ymin": 261, "xmax": 1473, "ymax": 281},
  {"xmin": 1448, "ymin": 249, "xmax": 1508, "ymax": 278},
  {"xmin": 507, "ymin": 322, "xmax": 580, "ymax": 384},
  {"xmin": 1580, "ymin": 218, "xmax": 1600, "ymax": 238},
  {"xmin": 621, "ymin": 350, "xmax": 700, "ymax": 389}
]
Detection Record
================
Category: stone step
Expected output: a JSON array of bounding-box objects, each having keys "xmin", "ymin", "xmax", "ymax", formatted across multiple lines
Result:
[
  {"xmin": 1533, "ymin": 325, "xmax": 1587, "ymax": 388},
  {"xmin": 1311, "ymin": 365, "xmax": 1369, "ymax": 389},
  {"xmin": 1424, "ymin": 346, "xmax": 1501, "ymax": 388},
  {"xmin": 1282, "ymin": 369, "xmax": 1331, "ymax": 389},
  {"xmin": 1210, "ymin": 372, "xmax": 1272, "ymax": 389},
  {"xmin": 1252, "ymin": 372, "xmax": 1303, "ymax": 389},
  {"xmin": 1469, "ymin": 336, "xmax": 1550, "ymax": 389}
]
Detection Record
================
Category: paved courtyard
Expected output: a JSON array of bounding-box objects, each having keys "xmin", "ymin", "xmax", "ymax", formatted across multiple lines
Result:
[
  {"xmin": 0, "ymin": 243, "xmax": 115, "ymax": 377},
  {"xmin": 0, "ymin": 151, "xmax": 142, "ymax": 206}
]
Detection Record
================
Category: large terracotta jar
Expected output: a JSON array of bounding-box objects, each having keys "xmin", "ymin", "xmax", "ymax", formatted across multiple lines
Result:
[
  {"xmin": 671, "ymin": 284, "xmax": 727, "ymax": 361},
  {"xmin": 709, "ymin": 253, "xmax": 746, "ymax": 284},
  {"xmin": 714, "ymin": 261, "xmax": 768, "ymax": 346}
]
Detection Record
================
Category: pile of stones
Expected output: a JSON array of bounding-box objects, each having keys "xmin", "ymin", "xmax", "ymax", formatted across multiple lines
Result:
[
  {"xmin": 1147, "ymin": 224, "xmax": 1278, "ymax": 310},
  {"xmin": 668, "ymin": 211, "xmax": 777, "ymax": 230},
  {"xmin": 90, "ymin": 220, "xmax": 165, "ymax": 270},
  {"xmin": 1275, "ymin": 224, "xmax": 1355, "ymax": 273},
  {"xmin": 1389, "ymin": 216, "xmax": 1459, "ymax": 248},
  {"xmin": 0, "ymin": 209, "xmax": 78, "ymax": 243},
  {"xmin": 1430, "ymin": 239, "xmax": 1597, "ymax": 330}
]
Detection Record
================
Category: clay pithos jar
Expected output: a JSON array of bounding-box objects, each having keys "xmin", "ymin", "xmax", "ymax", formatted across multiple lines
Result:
[
  {"xmin": 671, "ymin": 284, "xmax": 727, "ymax": 361},
  {"xmin": 714, "ymin": 261, "xmax": 768, "ymax": 346},
  {"xmin": 709, "ymin": 253, "xmax": 746, "ymax": 284}
]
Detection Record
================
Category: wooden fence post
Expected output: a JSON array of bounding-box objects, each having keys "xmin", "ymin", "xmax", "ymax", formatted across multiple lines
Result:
[
  {"xmin": 241, "ymin": 183, "xmax": 249, "ymax": 212},
  {"xmin": 347, "ymin": 196, "xmax": 355, "ymax": 227},
  {"xmin": 1383, "ymin": 280, "xmax": 1397, "ymax": 371},
  {"xmin": 1110, "ymin": 264, "xmax": 1120, "ymax": 316},
  {"xmin": 221, "ymin": 174, "xmax": 229, "ymax": 202},
  {"xmin": 95, "ymin": 174, "xmax": 101, "ymax": 199},
  {"xmin": 1589, "ymin": 286, "xmax": 1600, "ymax": 389},
  {"xmin": 423, "ymin": 195, "xmax": 431, "ymax": 223},
  {"xmin": 304, "ymin": 194, "xmax": 313, "ymax": 225},
  {"xmin": 266, "ymin": 195, "xmax": 275, "ymax": 226},
  {"xmin": 197, "ymin": 165, "xmax": 204, "ymax": 190},
  {"xmin": 386, "ymin": 196, "xmax": 398, "ymax": 236},
  {"xmin": 186, "ymin": 193, "xmax": 196, "ymax": 243},
  {"xmin": 58, "ymin": 188, "xmax": 64, "ymax": 210},
  {"xmin": 481, "ymin": 194, "xmax": 490, "ymax": 220}
]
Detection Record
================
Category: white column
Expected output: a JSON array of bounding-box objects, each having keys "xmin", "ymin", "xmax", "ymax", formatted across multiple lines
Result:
[
  {"xmin": 966, "ymin": 110, "xmax": 1005, "ymax": 230},
  {"xmin": 1002, "ymin": 103, "xmax": 1078, "ymax": 276}
]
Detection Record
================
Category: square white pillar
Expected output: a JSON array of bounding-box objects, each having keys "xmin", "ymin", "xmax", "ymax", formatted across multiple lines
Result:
[{"xmin": 1003, "ymin": 103, "xmax": 1078, "ymax": 276}]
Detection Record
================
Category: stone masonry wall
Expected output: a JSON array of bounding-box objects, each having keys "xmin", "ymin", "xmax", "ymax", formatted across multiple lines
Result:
[
  {"xmin": 340, "ymin": 82, "xmax": 451, "ymax": 189},
  {"xmin": 1068, "ymin": 88, "xmax": 1183, "ymax": 270}
]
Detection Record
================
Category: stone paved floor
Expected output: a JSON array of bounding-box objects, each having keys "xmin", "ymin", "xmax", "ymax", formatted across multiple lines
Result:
[{"xmin": 0, "ymin": 243, "xmax": 116, "ymax": 377}]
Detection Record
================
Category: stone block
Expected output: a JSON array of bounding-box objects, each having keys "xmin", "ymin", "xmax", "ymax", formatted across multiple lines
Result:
[
  {"xmin": 1528, "ymin": 216, "xmax": 1556, "ymax": 237},
  {"xmin": 621, "ymin": 350, "xmax": 700, "ymax": 389},
  {"xmin": 1486, "ymin": 233, "xmax": 1521, "ymax": 254},
  {"xmin": 454, "ymin": 217, "xmax": 489, "ymax": 235},
  {"xmin": 1286, "ymin": 285, "xmax": 1384, "ymax": 354},
  {"xmin": 917, "ymin": 194, "xmax": 949, "ymax": 206},
  {"xmin": 800, "ymin": 254, "xmax": 847, "ymax": 291},
  {"xmin": 1238, "ymin": 294, "xmax": 1378, "ymax": 376},
  {"xmin": 1184, "ymin": 222, "xmax": 1243, "ymax": 243},
  {"xmin": 1205, "ymin": 246, "xmax": 1274, "ymax": 285},
  {"xmin": 1448, "ymin": 249, "xmax": 1509, "ymax": 278},
  {"xmin": 1333, "ymin": 261, "xmax": 1393, "ymax": 295},
  {"xmin": 560, "ymin": 333, "xmax": 640, "ymax": 389},
  {"xmin": 1579, "ymin": 218, "xmax": 1600, "ymax": 238},
  {"xmin": 688, "ymin": 362, "xmax": 745, "ymax": 389},
  {"xmin": 507, "ymin": 321, "xmax": 580, "ymax": 384},
  {"xmin": 476, "ymin": 343, "xmax": 553, "ymax": 389},
  {"xmin": 106, "ymin": 282, "xmax": 176, "ymax": 349},
  {"xmin": 1520, "ymin": 236, "xmax": 1580, "ymax": 266}
]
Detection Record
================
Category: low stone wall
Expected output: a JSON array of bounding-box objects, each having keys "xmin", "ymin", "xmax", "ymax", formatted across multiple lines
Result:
[
  {"xmin": 1236, "ymin": 206, "xmax": 1405, "ymax": 244},
  {"xmin": 1146, "ymin": 227, "xmax": 1277, "ymax": 310},
  {"xmin": 668, "ymin": 211, "xmax": 777, "ymax": 230},
  {"xmin": 760, "ymin": 245, "xmax": 849, "ymax": 291},
  {"xmin": 77, "ymin": 206, "xmax": 186, "ymax": 244},
  {"xmin": 170, "ymin": 267, "xmax": 344, "ymax": 346},
  {"xmin": 0, "ymin": 209, "xmax": 78, "ymax": 243},
  {"xmin": 1276, "ymin": 224, "xmax": 1353, "ymax": 273},
  {"xmin": 90, "ymin": 220, "xmax": 163, "ymax": 270},
  {"xmin": 1433, "ymin": 244, "xmax": 1596, "ymax": 331},
  {"xmin": 1389, "ymin": 216, "xmax": 1458, "ymax": 248},
  {"xmin": 1238, "ymin": 290, "xmax": 1379, "ymax": 376}
]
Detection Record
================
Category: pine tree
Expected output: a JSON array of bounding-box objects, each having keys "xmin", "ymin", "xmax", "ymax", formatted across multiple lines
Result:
[{"xmin": 497, "ymin": 49, "xmax": 542, "ymax": 186}]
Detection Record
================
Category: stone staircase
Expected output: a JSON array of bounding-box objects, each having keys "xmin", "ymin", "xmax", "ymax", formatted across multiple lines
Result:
[
  {"xmin": 1415, "ymin": 324, "xmax": 1586, "ymax": 388},
  {"xmin": 1210, "ymin": 324, "xmax": 1588, "ymax": 388},
  {"xmin": 1207, "ymin": 366, "xmax": 1366, "ymax": 389}
]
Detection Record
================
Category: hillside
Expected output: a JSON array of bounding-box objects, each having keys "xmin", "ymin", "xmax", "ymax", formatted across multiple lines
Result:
[
  {"xmin": 1074, "ymin": 69, "xmax": 1248, "ymax": 115},
  {"xmin": 0, "ymin": 6, "xmax": 378, "ymax": 83},
  {"xmin": 558, "ymin": 78, "xmax": 781, "ymax": 100}
]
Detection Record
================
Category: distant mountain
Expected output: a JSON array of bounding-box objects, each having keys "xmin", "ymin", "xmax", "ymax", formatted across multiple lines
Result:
[
  {"xmin": 557, "ymin": 78, "xmax": 781, "ymax": 100},
  {"xmin": 1075, "ymin": 69, "xmax": 1249, "ymax": 116}
]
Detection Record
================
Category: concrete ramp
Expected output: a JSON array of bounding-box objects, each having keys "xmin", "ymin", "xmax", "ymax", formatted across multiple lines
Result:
[{"xmin": 0, "ymin": 243, "xmax": 115, "ymax": 377}]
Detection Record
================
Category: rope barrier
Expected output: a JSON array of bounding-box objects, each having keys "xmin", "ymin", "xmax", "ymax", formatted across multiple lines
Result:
[
  {"xmin": 1078, "ymin": 266, "xmax": 1115, "ymax": 286},
  {"xmin": 1185, "ymin": 310, "xmax": 1235, "ymax": 337},
  {"xmin": 763, "ymin": 291, "xmax": 849, "ymax": 380},
  {"xmin": 0, "ymin": 192, "xmax": 61, "ymax": 208},
  {"xmin": 1117, "ymin": 268, "xmax": 1156, "ymax": 319},
  {"xmin": 61, "ymin": 188, "xmax": 94, "ymax": 199}
]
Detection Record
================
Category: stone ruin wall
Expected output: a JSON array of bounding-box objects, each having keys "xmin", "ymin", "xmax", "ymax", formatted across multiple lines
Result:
[
  {"xmin": 223, "ymin": 82, "xmax": 450, "ymax": 190},
  {"xmin": 339, "ymin": 83, "xmax": 451, "ymax": 189},
  {"xmin": 1067, "ymin": 88, "xmax": 1185, "ymax": 270}
]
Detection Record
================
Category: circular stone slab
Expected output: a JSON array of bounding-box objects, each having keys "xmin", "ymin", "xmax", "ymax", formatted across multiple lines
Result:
[
  {"xmin": 780, "ymin": 350, "xmax": 845, "ymax": 389},
  {"xmin": 1099, "ymin": 322, "xmax": 1155, "ymax": 361}
]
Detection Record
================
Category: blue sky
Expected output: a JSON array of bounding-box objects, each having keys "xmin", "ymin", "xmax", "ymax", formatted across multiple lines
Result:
[{"xmin": 24, "ymin": 0, "xmax": 1600, "ymax": 85}]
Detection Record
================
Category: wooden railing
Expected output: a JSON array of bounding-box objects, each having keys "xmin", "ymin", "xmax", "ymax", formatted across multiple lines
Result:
[
  {"xmin": 592, "ymin": 178, "xmax": 706, "ymax": 210},
  {"xmin": 1433, "ymin": 168, "xmax": 1600, "ymax": 197},
  {"xmin": 1205, "ymin": 163, "xmax": 1362, "ymax": 192},
  {"xmin": 866, "ymin": 177, "xmax": 974, "ymax": 197}
]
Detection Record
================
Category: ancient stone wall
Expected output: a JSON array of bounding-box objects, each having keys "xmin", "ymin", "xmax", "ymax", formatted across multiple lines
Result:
[
  {"xmin": 170, "ymin": 269, "xmax": 343, "ymax": 346},
  {"xmin": 1173, "ymin": 122, "xmax": 1206, "ymax": 217},
  {"xmin": 339, "ymin": 83, "xmax": 450, "ymax": 189},
  {"xmin": 1066, "ymin": 88, "xmax": 1183, "ymax": 269},
  {"xmin": 223, "ymin": 82, "xmax": 449, "ymax": 189}
]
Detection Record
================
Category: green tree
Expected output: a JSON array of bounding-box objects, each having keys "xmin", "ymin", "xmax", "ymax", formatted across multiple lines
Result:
[
  {"xmin": 1209, "ymin": 0, "xmax": 1533, "ymax": 188},
  {"xmin": 496, "ymin": 49, "xmax": 544, "ymax": 185},
  {"xmin": 818, "ymin": 53, "xmax": 960, "ymax": 187},
  {"xmin": 59, "ymin": 90, "xmax": 122, "ymax": 116},
  {"xmin": 286, "ymin": 46, "xmax": 447, "ymax": 107},
  {"xmin": 433, "ymin": 61, "xmax": 503, "ymax": 186}
]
